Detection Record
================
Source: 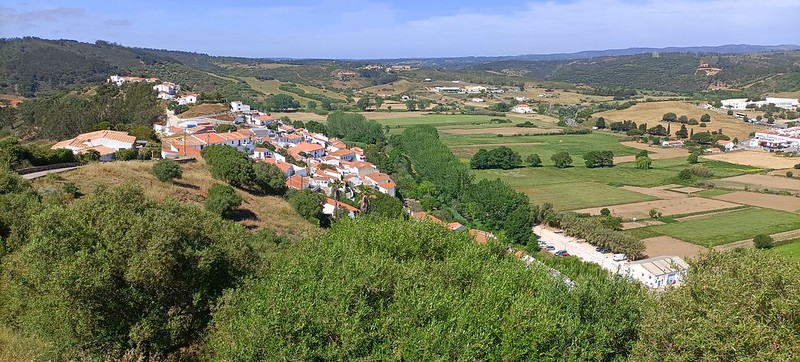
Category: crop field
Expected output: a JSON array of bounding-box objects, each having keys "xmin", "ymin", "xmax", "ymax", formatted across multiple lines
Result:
[
  {"xmin": 625, "ymin": 208, "xmax": 800, "ymax": 247},
  {"xmin": 443, "ymin": 133, "xmax": 641, "ymax": 160},
  {"xmin": 711, "ymin": 174, "xmax": 800, "ymax": 193},
  {"xmin": 573, "ymin": 197, "xmax": 740, "ymax": 219},
  {"xmin": 594, "ymin": 100, "xmax": 762, "ymax": 140},
  {"xmin": 773, "ymin": 239, "xmax": 800, "ymax": 262},
  {"xmin": 513, "ymin": 182, "xmax": 657, "ymax": 210},
  {"xmin": 642, "ymin": 236, "xmax": 708, "ymax": 260},
  {"xmin": 712, "ymin": 191, "xmax": 800, "ymax": 212},
  {"xmin": 702, "ymin": 151, "xmax": 800, "ymax": 170}
]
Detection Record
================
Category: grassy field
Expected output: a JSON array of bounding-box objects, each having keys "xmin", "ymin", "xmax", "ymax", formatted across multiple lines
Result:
[
  {"xmin": 33, "ymin": 161, "xmax": 319, "ymax": 241},
  {"xmin": 773, "ymin": 239, "xmax": 800, "ymax": 262},
  {"xmin": 514, "ymin": 182, "xmax": 657, "ymax": 210},
  {"xmin": 240, "ymin": 77, "xmax": 319, "ymax": 104},
  {"xmin": 625, "ymin": 209, "xmax": 800, "ymax": 247},
  {"xmin": 694, "ymin": 189, "xmax": 735, "ymax": 197},
  {"xmin": 443, "ymin": 132, "xmax": 641, "ymax": 161}
]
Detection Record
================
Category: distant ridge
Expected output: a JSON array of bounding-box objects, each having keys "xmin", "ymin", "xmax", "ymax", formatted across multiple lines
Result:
[{"xmin": 369, "ymin": 44, "xmax": 800, "ymax": 68}]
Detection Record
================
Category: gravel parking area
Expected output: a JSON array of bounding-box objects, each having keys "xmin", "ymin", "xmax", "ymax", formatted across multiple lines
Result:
[{"xmin": 534, "ymin": 226, "xmax": 627, "ymax": 273}]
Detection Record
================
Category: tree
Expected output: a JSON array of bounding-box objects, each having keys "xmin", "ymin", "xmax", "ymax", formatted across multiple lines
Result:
[
  {"xmin": 583, "ymin": 150, "xmax": 614, "ymax": 168},
  {"xmin": 526, "ymin": 153, "xmax": 542, "ymax": 167},
  {"xmin": 326, "ymin": 111, "xmax": 385, "ymax": 144},
  {"xmin": 405, "ymin": 99, "xmax": 417, "ymax": 111},
  {"xmin": 594, "ymin": 117, "xmax": 606, "ymax": 129},
  {"xmin": 700, "ymin": 113, "xmax": 711, "ymax": 122},
  {"xmin": 288, "ymin": 189, "xmax": 324, "ymax": 225},
  {"xmin": 366, "ymin": 192, "xmax": 403, "ymax": 219},
  {"xmin": 253, "ymin": 162, "xmax": 287, "ymax": 195},
  {"xmin": 551, "ymin": 152, "xmax": 573, "ymax": 168},
  {"xmin": 600, "ymin": 208, "xmax": 611, "ymax": 216},
  {"xmin": 691, "ymin": 131, "xmax": 713, "ymax": 144},
  {"xmin": 687, "ymin": 153, "xmax": 699, "ymax": 164},
  {"xmin": 2, "ymin": 185, "xmax": 256, "ymax": 359},
  {"xmin": 470, "ymin": 149, "xmax": 492, "ymax": 169},
  {"xmin": 114, "ymin": 148, "xmax": 138, "ymax": 161},
  {"xmin": 675, "ymin": 124, "xmax": 689, "ymax": 139},
  {"xmin": 201, "ymin": 146, "xmax": 254, "ymax": 188},
  {"xmin": 215, "ymin": 124, "xmax": 237, "ymax": 133},
  {"xmin": 635, "ymin": 156, "xmax": 652, "ymax": 170},
  {"xmin": 355, "ymin": 97, "xmax": 370, "ymax": 111},
  {"xmin": 307, "ymin": 101, "xmax": 317, "ymax": 110},
  {"xmin": 205, "ymin": 184, "xmax": 242, "ymax": 218},
  {"xmin": 787, "ymin": 171, "xmax": 794, "ymax": 178},
  {"xmin": 264, "ymin": 94, "xmax": 300, "ymax": 111},
  {"xmin": 470, "ymin": 147, "xmax": 522, "ymax": 170},
  {"xmin": 662, "ymin": 112, "xmax": 678, "ymax": 122},
  {"xmin": 678, "ymin": 115, "xmax": 688, "ymax": 123},
  {"xmin": 374, "ymin": 96, "xmax": 384, "ymax": 109},
  {"xmin": 151, "ymin": 159, "xmax": 182, "ymax": 182},
  {"xmin": 753, "ymin": 234, "xmax": 774, "ymax": 249}
]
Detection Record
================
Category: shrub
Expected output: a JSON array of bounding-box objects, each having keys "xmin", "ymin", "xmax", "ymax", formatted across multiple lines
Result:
[
  {"xmin": 151, "ymin": 159, "xmax": 182, "ymax": 182},
  {"xmin": 288, "ymin": 189, "xmax": 324, "ymax": 225},
  {"xmin": 753, "ymin": 234, "xmax": 774, "ymax": 249},
  {"xmin": 794, "ymin": 163, "xmax": 800, "ymax": 169},
  {"xmin": 114, "ymin": 148, "xmax": 138, "ymax": 161},
  {"xmin": 677, "ymin": 169, "xmax": 693, "ymax": 180},
  {"xmin": 205, "ymin": 184, "xmax": 242, "ymax": 218},
  {"xmin": 635, "ymin": 156, "xmax": 652, "ymax": 170},
  {"xmin": 687, "ymin": 154, "xmax": 699, "ymax": 164},
  {"xmin": 600, "ymin": 208, "xmax": 611, "ymax": 216},
  {"xmin": 649, "ymin": 208, "xmax": 662, "ymax": 219},
  {"xmin": 787, "ymin": 171, "xmax": 794, "ymax": 178}
]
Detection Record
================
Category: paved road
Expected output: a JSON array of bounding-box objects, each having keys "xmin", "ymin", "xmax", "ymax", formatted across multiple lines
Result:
[
  {"xmin": 21, "ymin": 167, "xmax": 79, "ymax": 180},
  {"xmin": 534, "ymin": 225, "xmax": 627, "ymax": 274}
]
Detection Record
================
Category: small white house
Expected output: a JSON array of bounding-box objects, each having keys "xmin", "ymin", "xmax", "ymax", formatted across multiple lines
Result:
[
  {"xmin": 511, "ymin": 103, "xmax": 533, "ymax": 114},
  {"xmin": 177, "ymin": 94, "xmax": 198, "ymax": 105},
  {"xmin": 231, "ymin": 101, "xmax": 251, "ymax": 113},
  {"xmin": 622, "ymin": 256, "xmax": 689, "ymax": 288},
  {"xmin": 661, "ymin": 140, "xmax": 684, "ymax": 148},
  {"xmin": 153, "ymin": 82, "xmax": 178, "ymax": 95}
]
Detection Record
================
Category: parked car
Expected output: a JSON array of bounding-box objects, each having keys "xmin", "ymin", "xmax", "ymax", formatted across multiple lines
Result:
[
  {"xmin": 544, "ymin": 245, "xmax": 555, "ymax": 251},
  {"xmin": 612, "ymin": 253, "xmax": 627, "ymax": 261},
  {"xmin": 554, "ymin": 229, "xmax": 564, "ymax": 234},
  {"xmin": 595, "ymin": 247, "xmax": 610, "ymax": 253},
  {"xmin": 555, "ymin": 250, "xmax": 570, "ymax": 257}
]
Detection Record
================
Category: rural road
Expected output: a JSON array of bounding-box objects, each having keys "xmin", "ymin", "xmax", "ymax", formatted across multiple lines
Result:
[
  {"xmin": 21, "ymin": 167, "xmax": 79, "ymax": 180},
  {"xmin": 534, "ymin": 226, "xmax": 627, "ymax": 273}
]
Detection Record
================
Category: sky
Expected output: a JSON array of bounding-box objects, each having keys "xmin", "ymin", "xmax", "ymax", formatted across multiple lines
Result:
[{"xmin": 0, "ymin": 0, "xmax": 798, "ymax": 59}]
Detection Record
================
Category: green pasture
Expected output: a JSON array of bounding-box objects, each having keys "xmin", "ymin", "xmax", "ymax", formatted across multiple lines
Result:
[
  {"xmin": 513, "ymin": 182, "xmax": 657, "ymax": 211},
  {"xmin": 773, "ymin": 239, "xmax": 800, "ymax": 262},
  {"xmin": 625, "ymin": 209, "xmax": 800, "ymax": 247}
]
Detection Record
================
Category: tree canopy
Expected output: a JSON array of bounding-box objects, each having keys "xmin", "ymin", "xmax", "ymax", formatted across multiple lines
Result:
[
  {"xmin": 326, "ymin": 111, "xmax": 385, "ymax": 144},
  {"xmin": 470, "ymin": 146, "xmax": 523, "ymax": 170}
]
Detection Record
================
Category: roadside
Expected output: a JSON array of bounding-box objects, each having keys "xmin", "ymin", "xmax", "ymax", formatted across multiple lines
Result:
[{"xmin": 534, "ymin": 225, "xmax": 626, "ymax": 273}]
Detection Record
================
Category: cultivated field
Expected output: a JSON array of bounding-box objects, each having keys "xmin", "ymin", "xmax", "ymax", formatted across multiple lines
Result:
[
  {"xmin": 33, "ymin": 161, "xmax": 319, "ymax": 241},
  {"xmin": 711, "ymin": 174, "xmax": 800, "ymax": 192},
  {"xmin": 440, "ymin": 127, "xmax": 562, "ymax": 135},
  {"xmin": 594, "ymin": 100, "xmax": 762, "ymax": 140},
  {"xmin": 625, "ymin": 208, "xmax": 800, "ymax": 247},
  {"xmin": 701, "ymin": 151, "xmax": 800, "ymax": 169},
  {"xmin": 573, "ymin": 197, "xmax": 740, "ymax": 219},
  {"xmin": 620, "ymin": 185, "xmax": 687, "ymax": 199},
  {"xmin": 642, "ymin": 236, "xmax": 708, "ymax": 260},
  {"xmin": 515, "ymin": 182, "xmax": 657, "ymax": 211},
  {"xmin": 613, "ymin": 141, "xmax": 689, "ymax": 163},
  {"xmin": 712, "ymin": 191, "xmax": 800, "ymax": 212}
]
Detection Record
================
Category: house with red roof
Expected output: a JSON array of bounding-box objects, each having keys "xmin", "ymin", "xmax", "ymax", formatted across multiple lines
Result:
[
  {"xmin": 288, "ymin": 142, "xmax": 326, "ymax": 160},
  {"xmin": 328, "ymin": 148, "xmax": 356, "ymax": 161},
  {"xmin": 250, "ymin": 114, "xmax": 274, "ymax": 126},
  {"xmin": 511, "ymin": 103, "xmax": 534, "ymax": 114},
  {"xmin": 323, "ymin": 198, "xmax": 359, "ymax": 219},
  {"xmin": 286, "ymin": 174, "xmax": 312, "ymax": 190}
]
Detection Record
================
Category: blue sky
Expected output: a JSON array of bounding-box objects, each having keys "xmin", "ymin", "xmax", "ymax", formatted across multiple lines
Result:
[{"xmin": 1, "ymin": 0, "xmax": 798, "ymax": 59}]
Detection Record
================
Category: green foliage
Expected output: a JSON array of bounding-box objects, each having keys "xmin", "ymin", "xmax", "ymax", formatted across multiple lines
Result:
[
  {"xmin": 205, "ymin": 184, "xmax": 242, "ymax": 218},
  {"xmin": 304, "ymin": 120, "xmax": 328, "ymax": 134},
  {"xmin": 201, "ymin": 145, "xmax": 285, "ymax": 195},
  {"xmin": 687, "ymin": 153, "xmax": 699, "ymax": 164},
  {"xmin": 632, "ymin": 250, "xmax": 800, "ymax": 360},
  {"xmin": 594, "ymin": 117, "xmax": 606, "ymax": 129},
  {"xmin": 635, "ymin": 156, "xmax": 652, "ymax": 170},
  {"xmin": 583, "ymin": 150, "xmax": 614, "ymax": 168},
  {"xmin": 677, "ymin": 168, "xmax": 693, "ymax": 180},
  {"xmin": 700, "ymin": 113, "xmax": 711, "ymax": 122},
  {"xmin": 551, "ymin": 212, "xmax": 645, "ymax": 258},
  {"xmin": 214, "ymin": 124, "xmax": 237, "ymax": 133},
  {"xmin": 207, "ymin": 218, "xmax": 645, "ymax": 361},
  {"xmin": 151, "ymin": 158, "xmax": 182, "ymax": 182},
  {"xmin": 463, "ymin": 179, "xmax": 532, "ymax": 244},
  {"xmin": 526, "ymin": 153, "xmax": 542, "ymax": 167},
  {"xmin": 469, "ymin": 146, "xmax": 522, "ymax": 170},
  {"xmin": 600, "ymin": 207, "xmax": 611, "ymax": 216},
  {"xmin": 1, "ymin": 185, "xmax": 256, "ymax": 359},
  {"xmin": 675, "ymin": 124, "xmax": 689, "ymax": 139},
  {"xmin": 326, "ymin": 111, "xmax": 385, "ymax": 144},
  {"xmin": 365, "ymin": 192, "xmax": 404, "ymax": 219},
  {"xmin": 287, "ymin": 189, "xmax": 324, "ymax": 225},
  {"xmin": 662, "ymin": 112, "xmax": 678, "ymax": 122},
  {"xmin": 787, "ymin": 171, "xmax": 794, "ymax": 178},
  {"xmin": 551, "ymin": 151, "xmax": 573, "ymax": 168},
  {"xmin": 394, "ymin": 125, "xmax": 472, "ymax": 203},
  {"xmin": 691, "ymin": 131, "xmax": 714, "ymax": 144},
  {"xmin": 0, "ymin": 137, "xmax": 77, "ymax": 170},
  {"xmin": 753, "ymin": 234, "xmax": 774, "ymax": 249},
  {"xmin": 264, "ymin": 93, "xmax": 300, "ymax": 111},
  {"xmin": 252, "ymin": 162, "xmax": 287, "ymax": 195},
  {"xmin": 114, "ymin": 148, "xmax": 137, "ymax": 161}
]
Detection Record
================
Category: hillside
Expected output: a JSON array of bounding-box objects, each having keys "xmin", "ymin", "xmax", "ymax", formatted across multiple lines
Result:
[{"xmin": 32, "ymin": 160, "xmax": 319, "ymax": 241}]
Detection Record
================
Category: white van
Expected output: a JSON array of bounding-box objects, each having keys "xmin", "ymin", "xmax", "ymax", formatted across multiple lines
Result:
[{"xmin": 612, "ymin": 253, "xmax": 627, "ymax": 262}]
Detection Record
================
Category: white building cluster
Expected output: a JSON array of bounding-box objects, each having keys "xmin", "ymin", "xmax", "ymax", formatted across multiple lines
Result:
[
  {"xmin": 720, "ymin": 97, "xmax": 799, "ymax": 110},
  {"xmin": 748, "ymin": 127, "xmax": 800, "ymax": 151},
  {"xmin": 107, "ymin": 74, "xmax": 197, "ymax": 105}
]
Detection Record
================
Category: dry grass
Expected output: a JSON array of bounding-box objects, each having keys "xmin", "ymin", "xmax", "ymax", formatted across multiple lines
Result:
[
  {"xmin": 33, "ymin": 161, "xmax": 319, "ymax": 241},
  {"xmin": 573, "ymin": 197, "xmax": 740, "ymax": 219},
  {"xmin": 0, "ymin": 94, "xmax": 24, "ymax": 107},
  {"xmin": 595, "ymin": 100, "xmax": 762, "ymax": 140},
  {"xmin": 178, "ymin": 103, "xmax": 230, "ymax": 119},
  {"xmin": 712, "ymin": 191, "xmax": 800, "ymax": 212},
  {"xmin": 0, "ymin": 324, "xmax": 50, "ymax": 362},
  {"xmin": 642, "ymin": 236, "xmax": 708, "ymax": 260},
  {"xmin": 712, "ymin": 174, "xmax": 800, "ymax": 193},
  {"xmin": 362, "ymin": 79, "xmax": 422, "ymax": 95}
]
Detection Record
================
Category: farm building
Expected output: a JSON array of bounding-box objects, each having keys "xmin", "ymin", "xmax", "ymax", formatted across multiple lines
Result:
[
  {"xmin": 661, "ymin": 140, "xmax": 684, "ymax": 148},
  {"xmin": 511, "ymin": 103, "xmax": 534, "ymax": 114},
  {"xmin": 748, "ymin": 127, "xmax": 800, "ymax": 151},
  {"xmin": 621, "ymin": 256, "xmax": 689, "ymax": 288}
]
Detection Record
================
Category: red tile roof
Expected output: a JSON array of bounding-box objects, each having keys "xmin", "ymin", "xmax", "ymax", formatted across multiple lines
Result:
[
  {"xmin": 286, "ymin": 175, "xmax": 309, "ymax": 189},
  {"xmin": 326, "ymin": 198, "xmax": 359, "ymax": 213}
]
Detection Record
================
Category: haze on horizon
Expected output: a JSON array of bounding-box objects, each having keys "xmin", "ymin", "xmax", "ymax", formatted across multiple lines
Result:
[{"xmin": 0, "ymin": 0, "xmax": 797, "ymax": 59}]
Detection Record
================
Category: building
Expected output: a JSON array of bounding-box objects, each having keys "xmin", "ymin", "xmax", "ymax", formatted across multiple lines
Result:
[
  {"xmin": 431, "ymin": 86, "xmax": 464, "ymax": 94},
  {"xmin": 511, "ymin": 103, "xmax": 533, "ymax": 114},
  {"xmin": 230, "ymin": 101, "xmax": 251, "ymax": 113},
  {"xmin": 470, "ymin": 98, "xmax": 484, "ymax": 103},
  {"xmin": 288, "ymin": 142, "xmax": 326, "ymax": 160},
  {"xmin": 717, "ymin": 139, "xmax": 735, "ymax": 151},
  {"xmin": 748, "ymin": 127, "xmax": 800, "ymax": 151},
  {"xmin": 465, "ymin": 86, "xmax": 487, "ymax": 94},
  {"xmin": 661, "ymin": 140, "xmax": 684, "ymax": 148},
  {"xmin": 107, "ymin": 75, "xmax": 159, "ymax": 86},
  {"xmin": 721, "ymin": 97, "xmax": 799, "ymax": 110},
  {"xmin": 250, "ymin": 114, "xmax": 274, "ymax": 126},
  {"xmin": 51, "ymin": 130, "xmax": 136, "ymax": 161},
  {"xmin": 621, "ymin": 256, "xmax": 689, "ymax": 288},
  {"xmin": 323, "ymin": 198, "xmax": 359, "ymax": 219},
  {"xmin": 177, "ymin": 93, "xmax": 198, "ymax": 105}
]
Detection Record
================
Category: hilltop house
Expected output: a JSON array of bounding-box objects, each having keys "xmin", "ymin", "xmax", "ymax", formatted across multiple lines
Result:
[
  {"xmin": 51, "ymin": 130, "xmax": 136, "ymax": 161},
  {"xmin": 177, "ymin": 93, "xmax": 198, "ymax": 105},
  {"xmin": 230, "ymin": 101, "xmax": 251, "ymax": 113},
  {"xmin": 621, "ymin": 256, "xmax": 689, "ymax": 288},
  {"xmin": 511, "ymin": 103, "xmax": 533, "ymax": 114}
]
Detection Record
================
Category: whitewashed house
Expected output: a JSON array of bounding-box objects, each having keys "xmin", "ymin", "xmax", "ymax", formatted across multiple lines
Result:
[
  {"xmin": 622, "ymin": 256, "xmax": 689, "ymax": 288},
  {"xmin": 153, "ymin": 82, "xmax": 178, "ymax": 95},
  {"xmin": 511, "ymin": 103, "xmax": 534, "ymax": 114},
  {"xmin": 177, "ymin": 93, "xmax": 198, "ymax": 105},
  {"xmin": 231, "ymin": 101, "xmax": 251, "ymax": 113},
  {"xmin": 51, "ymin": 130, "xmax": 136, "ymax": 162}
]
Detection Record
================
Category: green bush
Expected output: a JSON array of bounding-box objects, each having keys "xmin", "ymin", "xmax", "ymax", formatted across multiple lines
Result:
[
  {"xmin": 151, "ymin": 159, "xmax": 182, "ymax": 182},
  {"xmin": 788, "ymin": 171, "xmax": 794, "ymax": 178},
  {"xmin": 551, "ymin": 151, "xmax": 573, "ymax": 168},
  {"xmin": 526, "ymin": 153, "xmax": 542, "ymax": 167},
  {"xmin": 205, "ymin": 184, "xmax": 242, "ymax": 218},
  {"xmin": 753, "ymin": 234, "xmax": 774, "ymax": 249},
  {"xmin": 114, "ymin": 148, "xmax": 138, "ymax": 161}
]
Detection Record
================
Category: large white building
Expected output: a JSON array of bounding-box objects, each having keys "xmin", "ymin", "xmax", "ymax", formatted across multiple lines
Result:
[
  {"xmin": 622, "ymin": 256, "xmax": 689, "ymax": 288},
  {"xmin": 231, "ymin": 101, "xmax": 251, "ymax": 113},
  {"xmin": 748, "ymin": 127, "xmax": 800, "ymax": 151},
  {"xmin": 721, "ymin": 97, "xmax": 799, "ymax": 110},
  {"xmin": 51, "ymin": 130, "xmax": 136, "ymax": 161}
]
